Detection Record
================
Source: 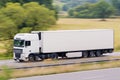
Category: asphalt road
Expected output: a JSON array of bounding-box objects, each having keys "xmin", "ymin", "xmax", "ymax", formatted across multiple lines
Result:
[
  {"xmin": 15, "ymin": 68, "xmax": 120, "ymax": 80},
  {"xmin": 0, "ymin": 52, "xmax": 120, "ymax": 69}
]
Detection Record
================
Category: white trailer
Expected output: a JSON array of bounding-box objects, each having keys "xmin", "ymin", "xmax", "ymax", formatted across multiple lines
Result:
[{"xmin": 13, "ymin": 29, "xmax": 114, "ymax": 62}]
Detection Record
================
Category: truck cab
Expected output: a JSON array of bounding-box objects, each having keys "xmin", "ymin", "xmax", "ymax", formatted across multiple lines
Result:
[{"xmin": 13, "ymin": 33, "xmax": 40, "ymax": 61}]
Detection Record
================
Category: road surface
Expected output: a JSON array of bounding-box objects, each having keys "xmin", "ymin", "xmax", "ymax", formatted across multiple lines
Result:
[
  {"xmin": 0, "ymin": 52, "xmax": 120, "ymax": 69},
  {"xmin": 15, "ymin": 68, "xmax": 120, "ymax": 80}
]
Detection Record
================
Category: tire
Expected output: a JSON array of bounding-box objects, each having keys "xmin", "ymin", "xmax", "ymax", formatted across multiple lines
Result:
[
  {"xmin": 82, "ymin": 51, "xmax": 88, "ymax": 58},
  {"xmin": 95, "ymin": 51, "xmax": 102, "ymax": 57},
  {"xmin": 51, "ymin": 53, "xmax": 58, "ymax": 60},
  {"xmin": 28, "ymin": 54, "xmax": 36, "ymax": 62},
  {"xmin": 41, "ymin": 54, "xmax": 45, "ymax": 60},
  {"xmin": 108, "ymin": 49, "xmax": 113, "ymax": 53},
  {"xmin": 61, "ymin": 53, "xmax": 67, "ymax": 59},
  {"xmin": 89, "ymin": 51, "xmax": 95, "ymax": 57}
]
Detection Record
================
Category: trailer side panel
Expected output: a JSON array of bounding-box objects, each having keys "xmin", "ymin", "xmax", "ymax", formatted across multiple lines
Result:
[{"xmin": 42, "ymin": 30, "xmax": 113, "ymax": 53}]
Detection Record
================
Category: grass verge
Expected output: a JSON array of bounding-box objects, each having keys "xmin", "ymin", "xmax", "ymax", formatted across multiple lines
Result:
[
  {"xmin": 0, "ymin": 57, "xmax": 12, "ymax": 60},
  {"xmin": 0, "ymin": 54, "xmax": 12, "ymax": 60},
  {"xmin": 9, "ymin": 60, "xmax": 120, "ymax": 78},
  {"xmin": 0, "ymin": 66, "xmax": 12, "ymax": 80}
]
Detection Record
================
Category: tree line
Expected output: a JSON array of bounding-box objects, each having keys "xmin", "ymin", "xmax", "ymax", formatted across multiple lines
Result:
[
  {"xmin": 68, "ymin": 0, "xmax": 120, "ymax": 19},
  {"xmin": 0, "ymin": 0, "xmax": 53, "ymax": 9},
  {"xmin": 62, "ymin": 0, "xmax": 98, "ymax": 11},
  {"xmin": 54, "ymin": 0, "xmax": 99, "ymax": 12}
]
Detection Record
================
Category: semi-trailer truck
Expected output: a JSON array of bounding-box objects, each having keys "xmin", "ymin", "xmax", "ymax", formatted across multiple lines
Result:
[{"xmin": 13, "ymin": 29, "xmax": 114, "ymax": 62}]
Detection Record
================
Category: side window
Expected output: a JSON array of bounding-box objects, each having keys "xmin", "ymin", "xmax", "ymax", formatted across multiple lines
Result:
[{"xmin": 25, "ymin": 41, "xmax": 31, "ymax": 46}]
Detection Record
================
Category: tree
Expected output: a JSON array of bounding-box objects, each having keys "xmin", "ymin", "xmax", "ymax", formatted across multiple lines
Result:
[
  {"xmin": 0, "ymin": 12, "xmax": 17, "ymax": 39},
  {"xmin": 68, "ymin": 3, "xmax": 96, "ymax": 18},
  {"xmin": 93, "ymin": 0, "xmax": 115, "ymax": 20},
  {"xmin": 1, "ymin": 3, "xmax": 26, "ymax": 29},
  {"xmin": 62, "ymin": 5, "xmax": 69, "ymax": 11},
  {"xmin": 0, "ymin": 2, "xmax": 56, "ymax": 39},
  {"xmin": 68, "ymin": 9, "xmax": 74, "ymax": 17},
  {"xmin": 68, "ymin": 0, "xmax": 115, "ymax": 20},
  {"xmin": 110, "ymin": 0, "xmax": 120, "ymax": 15},
  {"xmin": 0, "ymin": 0, "xmax": 54, "ymax": 9},
  {"xmin": 23, "ymin": 2, "xmax": 56, "ymax": 30},
  {"xmin": 0, "ymin": 0, "xmax": 58, "ymax": 19},
  {"xmin": 0, "ymin": 0, "xmax": 11, "ymax": 7}
]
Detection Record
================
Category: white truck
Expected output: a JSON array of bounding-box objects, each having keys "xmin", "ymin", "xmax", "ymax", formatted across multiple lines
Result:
[{"xmin": 13, "ymin": 29, "xmax": 114, "ymax": 62}]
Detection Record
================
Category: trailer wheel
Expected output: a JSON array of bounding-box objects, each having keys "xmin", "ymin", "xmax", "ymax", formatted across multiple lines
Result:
[
  {"xmin": 95, "ymin": 51, "xmax": 102, "ymax": 57},
  {"xmin": 108, "ymin": 49, "xmax": 113, "ymax": 53},
  {"xmin": 51, "ymin": 53, "xmax": 58, "ymax": 60},
  {"xmin": 89, "ymin": 51, "xmax": 95, "ymax": 57},
  {"xmin": 28, "ymin": 54, "xmax": 36, "ymax": 62},
  {"xmin": 61, "ymin": 53, "xmax": 67, "ymax": 59},
  {"xmin": 82, "ymin": 51, "xmax": 88, "ymax": 58}
]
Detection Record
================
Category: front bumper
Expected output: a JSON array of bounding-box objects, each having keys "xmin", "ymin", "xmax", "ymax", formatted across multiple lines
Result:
[{"xmin": 14, "ymin": 53, "xmax": 28, "ymax": 61}]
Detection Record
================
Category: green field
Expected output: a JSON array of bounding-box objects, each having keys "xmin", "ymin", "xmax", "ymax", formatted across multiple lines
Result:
[{"xmin": 49, "ymin": 18, "xmax": 120, "ymax": 51}]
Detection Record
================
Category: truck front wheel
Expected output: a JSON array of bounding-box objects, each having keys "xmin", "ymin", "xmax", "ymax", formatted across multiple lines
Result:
[{"xmin": 28, "ymin": 54, "xmax": 36, "ymax": 62}]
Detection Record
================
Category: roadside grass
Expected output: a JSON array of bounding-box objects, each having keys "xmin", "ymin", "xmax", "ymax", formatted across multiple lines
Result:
[
  {"xmin": 0, "ymin": 41, "xmax": 6, "ymax": 54},
  {"xmin": 49, "ymin": 18, "xmax": 120, "ymax": 51},
  {"xmin": 0, "ymin": 54, "xmax": 12, "ymax": 60},
  {"xmin": 0, "ymin": 66, "xmax": 12, "ymax": 80},
  {"xmin": 0, "ymin": 40, "xmax": 13, "ymax": 60},
  {"xmin": 0, "ymin": 57, "xmax": 12, "ymax": 60},
  {"xmin": 10, "ymin": 60, "xmax": 120, "ymax": 78}
]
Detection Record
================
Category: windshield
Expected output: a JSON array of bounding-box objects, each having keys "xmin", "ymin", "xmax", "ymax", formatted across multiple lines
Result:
[{"xmin": 14, "ymin": 40, "xmax": 24, "ymax": 47}]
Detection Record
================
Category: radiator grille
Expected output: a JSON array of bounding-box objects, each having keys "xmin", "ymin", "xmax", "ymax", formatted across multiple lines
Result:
[{"xmin": 14, "ymin": 49, "xmax": 23, "ymax": 58}]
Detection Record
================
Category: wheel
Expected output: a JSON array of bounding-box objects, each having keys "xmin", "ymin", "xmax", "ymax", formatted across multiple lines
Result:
[
  {"xmin": 51, "ymin": 53, "xmax": 58, "ymax": 60},
  {"xmin": 89, "ymin": 51, "xmax": 95, "ymax": 57},
  {"xmin": 82, "ymin": 51, "xmax": 88, "ymax": 58},
  {"xmin": 108, "ymin": 49, "xmax": 113, "ymax": 53},
  {"xmin": 28, "ymin": 54, "xmax": 36, "ymax": 62},
  {"xmin": 95, "ymin": 51, "xmax": 102, "ymax": 57},
  {"xmin": 41, "ymin": 54, "xmax": 45, "ymax": 60},
  {"xmin": 61, "ymin": 53, "xmax": 67, "ymax": 59}
]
